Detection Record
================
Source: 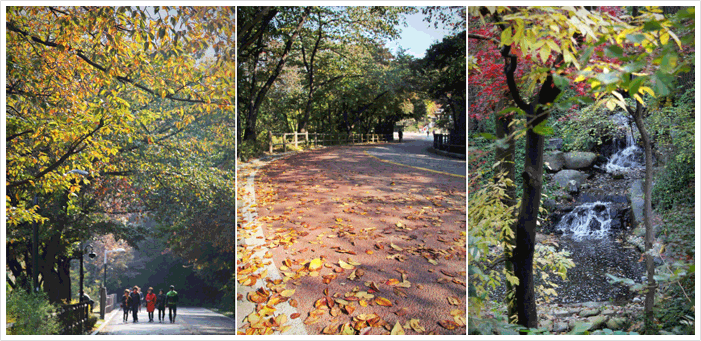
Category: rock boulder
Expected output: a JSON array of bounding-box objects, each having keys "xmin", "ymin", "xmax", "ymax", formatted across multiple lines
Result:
[
  {"xmin": 544, "ymin": 151, "xmax": 566, "ymax": 172},
  {"xmin": 552, "ymin": 170, "xmax": 588, "ymax": 189},
  {"xmin": 564, "ymin": 151, "xmax": 597, "ymax": 169}
]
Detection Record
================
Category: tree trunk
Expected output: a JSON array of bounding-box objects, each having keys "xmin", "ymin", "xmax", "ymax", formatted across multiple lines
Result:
[
  {"xmin": 494, "ymin": 99, "xmax": 517, "ymax": 322},
  {"xmin": 298, "ymin": 10, "xmax": 323, "ymax": 134},
  {"xmin": 501, "ymin": 45, "xmax": 561, "ymax": 329},
  {"xmin": 242, "ymin": 8, "xmax": 311, "ymax": 142},
  {"xmin": 631, "ymin": 100, "xmax": 656, "ymax": 329}
]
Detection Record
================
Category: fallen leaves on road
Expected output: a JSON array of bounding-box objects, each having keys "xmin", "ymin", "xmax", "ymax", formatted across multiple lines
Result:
[{"xmin": 237, "ymin": 150, "xmax": 466, "ymax": 335}]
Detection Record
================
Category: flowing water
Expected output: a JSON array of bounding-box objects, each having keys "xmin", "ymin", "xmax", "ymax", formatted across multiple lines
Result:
[
  {"xmin": 605, "ymin": 113, "xmax": 643, "ymax": 173},
  {"xmin": 557, "ymin": 201, "xmax": 615, "ymax": 241}
]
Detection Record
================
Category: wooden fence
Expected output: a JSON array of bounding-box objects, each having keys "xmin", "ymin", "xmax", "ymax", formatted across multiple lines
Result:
[
  {"xmin": 269, "ymin": 131, "xmax": 389, "ymax": 153},
  {"xmin": 58, "ymin": 302, "xmax": 91, "ymax": 335}
]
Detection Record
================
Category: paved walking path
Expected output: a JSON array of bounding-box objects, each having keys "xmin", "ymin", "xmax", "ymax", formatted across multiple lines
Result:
[
  {"xmin": 237, "ymin": 143, "xmax": 466, "ymax": 335},
  {"xmin": 366, "ymin": 132, "xmax": 466, "ymax": 177},
  {"xmin": 98, "ymin": 307, "xmax": 235, "ymax": 335}
]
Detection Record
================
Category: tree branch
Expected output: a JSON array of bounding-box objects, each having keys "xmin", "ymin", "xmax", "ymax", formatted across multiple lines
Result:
[
  {"xmin": 468, "ymin": 33, "xmax": 499, "ymax": 45},
  {"xmin": 7, "ymin": 21, "xmax": 212, "ymax": 104},
  {"xmin": 7, "ymin": 118, "xmax": 104, "ymax": 189},
  {"xmin": 501, "ymin": 46, "xmax": 530, "ymax": 113},
  {"xmin": 6, "ymin": 130, "xmax": 33, "ymax": 142}
]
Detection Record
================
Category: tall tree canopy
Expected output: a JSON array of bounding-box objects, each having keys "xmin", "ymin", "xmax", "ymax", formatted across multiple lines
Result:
[
  {"xmin": 236, "ymin": 6, "xmax": 464, "ymax": 158},
  {"xmin": 6, "ymin": 6, "xmax": 235, "ymax": 304}
]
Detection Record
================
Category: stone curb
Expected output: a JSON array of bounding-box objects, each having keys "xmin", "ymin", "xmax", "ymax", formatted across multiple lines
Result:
[
  {"xmin": 91, "ymin": 309, "xmax": 120, "ymax": 335},
  {"xmin": 236, "ymin": 154, "xmax": 307, "ymax": 335}
]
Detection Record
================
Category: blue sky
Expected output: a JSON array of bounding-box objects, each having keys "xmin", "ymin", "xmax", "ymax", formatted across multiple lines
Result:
[{"xmin": 387, "ymin": 11, "xmax": 456, "ymax": 59}]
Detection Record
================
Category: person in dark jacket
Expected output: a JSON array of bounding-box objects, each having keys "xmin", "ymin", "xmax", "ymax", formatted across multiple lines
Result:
[
  {"xmin": 130, "ymin": 286, "xmax": 141, "ymax": 322},
  {"xmin": 121, "ymin": 289, "xmax": 131, "ymax": 322},
  {"xmin": 156, "ymin": 289, "xmax": 167, "ymax": 323}
]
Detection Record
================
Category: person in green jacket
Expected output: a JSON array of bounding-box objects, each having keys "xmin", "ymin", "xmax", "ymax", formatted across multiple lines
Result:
[{"xmin": 165, "ymin": 285, "xmax": 179, "ymax": 323}]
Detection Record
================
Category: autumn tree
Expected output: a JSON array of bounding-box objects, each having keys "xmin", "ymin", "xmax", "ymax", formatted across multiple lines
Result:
[
  {"xmin": 237, "ymin": 6, "xmax": 420, "ymax": 153},
  {"xmin": 6, "ymin": 6, "xmax": 234, "ymax": 302},
  {"xmin": 468, "ymin": 6, "xmax": 693, "ymax": 329}
]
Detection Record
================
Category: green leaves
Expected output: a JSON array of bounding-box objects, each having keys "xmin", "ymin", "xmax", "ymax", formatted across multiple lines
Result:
[
  {"xmin": 642, "ymin": 19, "xmax": 662, "ymax": 32},
  {"xmin": 628, "ymin": 76, "xmax": 645, "ymax": 95},
  {"xmin": 625, "ymin": 33, "xmax": 646, "ymax": 44},
  {"xmin": 604, "ymin": 45, "xmax": 624, "ymax": 58},
  {"xmin": 651, "ymin": 71, "xmax": 675, "ymax": 97},
  {"xmin": 532, "ymin": 121, "xmax": 554, "ymax": 136}
]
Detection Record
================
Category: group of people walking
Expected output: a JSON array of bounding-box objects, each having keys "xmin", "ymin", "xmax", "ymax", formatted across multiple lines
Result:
[{"xmin": 121, "ymin": 285, "xmax": 179, "ymax": 324}]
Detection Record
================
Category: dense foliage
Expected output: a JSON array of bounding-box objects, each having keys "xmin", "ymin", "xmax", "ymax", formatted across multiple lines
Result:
[
  {"xmin": 6, "ymin": 288, "xmax": 61, "ymax": 335},
  {"xmin": 6, "ymin": 6, "xmax": 235, "ymax": 317},
  {"xmin": 237, "ymin": 6, "xmax": 466, "ymax": 159},
  {"xmin": 468, "ymin": 5, "xmax": 694, "ymax": 332}
]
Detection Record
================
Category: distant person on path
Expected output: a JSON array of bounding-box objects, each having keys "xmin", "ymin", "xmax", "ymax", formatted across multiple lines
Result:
[
  {"xmin": 139, "ymin": 286, "xmax": 144, "ymax": 312},
  {"xmin": 130, "ymin": 286, "xmax": 141, "ymax": 322},
  {"xmin": 398, "ymin": 129, "xmax": 403, "ymax": 142},
  {"xmin": 427, "ymin": 129, "xmax": 429, "ymax": 137},
  {"xmin": 165, "ymin": 285, "xmax": 179, "ymax": 323},
  {"xmin": 121, "ymin": 289, "xmax": 131, "ymax": 322},
  {"xmin": 146, "ymin": 287, "xmax": 157, "ymax": 322},
  {"xmin": 156, "ymin": 289, "xmax": 166, "ymax": 323}
]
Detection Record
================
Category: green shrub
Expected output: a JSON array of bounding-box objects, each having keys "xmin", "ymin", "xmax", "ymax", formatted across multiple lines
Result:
[
  {"xmin": 652, "ymin": 154, "xmax": 694, "ymax": 210},
  {"xmin": 86, "ymin": 315, "xmax": 98, "ymax": 332},
  {"xmin": 553, "ymin": 105, "xmax": 620, "ymax": 152},
  {"xmin": 646, "ymin": 86, "xmax": 694, "ymax": 165},
  {"xmin": 6, "ymin": 288, "xmax": 61, "ymax": 335}
]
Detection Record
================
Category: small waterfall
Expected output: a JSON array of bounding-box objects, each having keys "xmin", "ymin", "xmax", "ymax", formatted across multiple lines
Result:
[
  {"xmin": 605, "ymin": 113, "xmax": 643, "ymax": 173},
  {"xmin": 557, "ymin": 201, "xmax": 614, "ymax": 240}
]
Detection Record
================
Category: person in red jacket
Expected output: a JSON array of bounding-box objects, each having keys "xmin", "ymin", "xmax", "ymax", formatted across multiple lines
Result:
[{"xmin": 146, "ymin": 287, "xmax": 157, "ymax": 322}]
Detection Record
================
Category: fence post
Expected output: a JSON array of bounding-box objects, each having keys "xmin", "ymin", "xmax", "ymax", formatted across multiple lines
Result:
[
  {"xmin": 283, "ymin": 133, "xmax": 287, "ymax": 152},
  {"xmin": 304, "ymin": 131, "xmax": 309, "ymax": 147},
  {"xmin": 294, "ymin": 132, "xmax": 298, "ymax": 149},
  {"xmin": 269, "ymin": 131, "xmax": 273, "ymax": 153},
  {"xmin": 100, "ymin": 287, "xmax": 106, "ymax": 319}
]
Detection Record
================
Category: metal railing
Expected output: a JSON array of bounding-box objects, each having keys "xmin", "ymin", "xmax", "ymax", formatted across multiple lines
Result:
[
  {"xmin": 57, "ymin": 302, "xmax": 91, "ymax": 335},
  {"xmin": 434, "ymin": 133, "xmax": 466, "ymax": 155}
]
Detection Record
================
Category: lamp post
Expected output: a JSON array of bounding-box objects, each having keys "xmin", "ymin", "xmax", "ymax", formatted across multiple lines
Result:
[
  {"xmin": 101, "ymin": 248, "xmax": 125, "ymax": 319},
  {"xmin": 32, "ymin": 192, "xmax": 39, "ymax": 292},
  {"xmin": 32, "ymin": 169, "xmax": 89, "ymax": 292},
  {"xmin": 78, "ymin": 244, "xmax": 97, "ymax": 303}
]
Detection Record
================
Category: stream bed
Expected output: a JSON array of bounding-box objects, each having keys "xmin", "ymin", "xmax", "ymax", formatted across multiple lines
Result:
[{"xmin": 548, "ymin": 234, "xmax": 645, "ymax": 304}]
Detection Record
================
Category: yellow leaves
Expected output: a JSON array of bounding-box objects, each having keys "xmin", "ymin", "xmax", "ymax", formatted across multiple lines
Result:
[
  {"xmin": 447, "ymin": 296, "xmax": 461, "ymax": 306},
  {"xmin": 374, "ymin": 297, "xmax": 392, "ymax": 307},
  {"xmin": 308, "ymin": 258, "xmax": 323, "ymax": 271},
  {"xmin": 639, "ymin": 86, "xmax": 656, "ymax": 98},
  {"xmin": 338, "ymin": 259, "xmax": 355, "ymax": 270},
  {"xmin": 390, "ymin": 321, "xmax": 405, "ymax": 335},
  {"xmin": 500, "ymin": 27, "xmax": 512, "ymax": 46},
  {"xmin": 280, "ymin": 289, "xmax": 295, "ymax": 297},
  {"xmin": 385, "ymin": 278, "xmax": 400, "ymax": 286},
  {"xmin": 343, "ymin": 304, "xmax": 356, "ymax": 315},
  {"xmin": 539, "ymin": 44, "xmax": 551, "ymax": 64},
  {"xmin": 408, "ymin": 319, "xmax": 425, "ymax": 333},
  {"xmin": 438, "ymin": 320, "xmax": 460, "ymax": 330}
]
